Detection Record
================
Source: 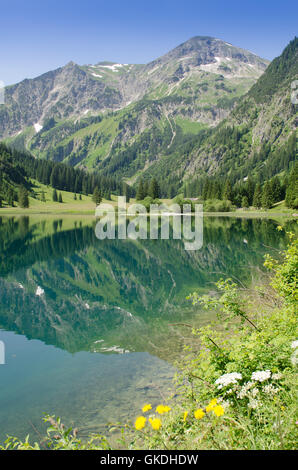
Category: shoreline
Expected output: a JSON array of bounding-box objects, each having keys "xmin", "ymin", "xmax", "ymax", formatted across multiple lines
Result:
[{"xmin": 0, "ymin": 209, "xmax": 296, "ymax": 218}]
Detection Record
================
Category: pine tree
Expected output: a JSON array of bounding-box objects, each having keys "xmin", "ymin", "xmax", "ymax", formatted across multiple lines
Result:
[
  {"xmin": 261, "ymin": 181, "xmax": 274, "ymax": 209},
  {"xmin": 52, "ymin": 189, "xmax": 58, "ymax": 202},
  {"xmin": 223, "ymin": 179, "xmax": 233, "ymax": 201},
  {"xmin": 41, "ymin": 190, "xmax": 46, "ymax": 202},
  {"xmin": 148, "ymin": 178, "xmax": 160, "ymax": 199},
  {"xmin": 92, "ymin": 187, "xmax": 102, "ymax": 205},
  {"xmin": 58, "ymin": 192, "xmax": 63, "ymax": 203},
  {"xmin": 18, "ymin": 186, "xmax": 29, "ymax": 208},
  {"xmin": 143, "ymin": 180, "xmax": 149, "ymax": 198},
  {"xmin": 136, "ymin": 179, "xmax": 145, "ymax": 200},
  {"xmin": 7, "ymin": 187, "xmax": 15, "ymax": 207},
  {"xmin": 271, "ymin": 176, "xmax": 281, "ymax": 203},
  {"xmin": 253, "ymin": 183, "xmax": 262, "ymax": 209},
  {"xmin": 241, "ymin": 195, "xmax": 249, "ymax": 209},
  {"xmin": 285, "ymin": 162, "xmax": 298, "ymax": 208},
  {"xmin": 74, "ymin": 193, "xmax": 77, "ymax": 200}
]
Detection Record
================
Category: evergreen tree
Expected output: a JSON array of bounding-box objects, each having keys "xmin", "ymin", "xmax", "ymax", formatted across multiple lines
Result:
[
  {"xmin": 261, "ymin": 181, "xmax": 274, "ymax": 209},
  {"xmin": 92, "ymin": 187, "xmax": 102, "ymax": 205},
  {"xmin": 74, "ymin": 193, "xmax": 77, "ymax": 200},
  {"xmin": 52, "ymin": 189, "xmax": 58, "ymax": 202},
  {"xmin": 271, "ymin": 176, "xmax": 282, "ymax": 203},
  {"xmin": 7, "ymin": 187, "xmax": 15, "ymax": 207},
  {"xmin": 241, "ymin": 195, "xmax": 249, "ymax": 209},
  {"xmin": 285, "ymin": 162, "xmax": 298, "ymax": 208},
  {"xmin": 223, "ymin": 179, "xmax": 233, "ymax": 201},
  {"xmin": 143, "ymin": 180, "xmax": 149, "ymax": 198},
  {"xmin": 136, "ymin": 179, "xmax": 145, "ymax": 200},
  {"xmin": 246, "ymin": 177, "xmax": 255, "ymax": 206},
  {"xmin": 253, "ymin": 183, "xmax": 262, "ymax": 209},
  {"xmin": 58, "ymin": 192, "xmax": 63, "ymax": 203},
  {"xmin": 148, "ymin": 178, "xmax": 160, "ymax": 199},
  {"xmin": 41, "ymin": 190, "xmax": 46, "ymax": 202},
  {"xmin": 18, "ymin": 186, "xmax": 29, "ymax": 208}
]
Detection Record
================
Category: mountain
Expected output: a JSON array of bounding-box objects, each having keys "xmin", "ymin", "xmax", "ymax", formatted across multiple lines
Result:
[
  {"xmin": 0, "ymin": 36, "xmax": 268, "ymax": 180},
  {"xmin": 178, "ymin": 37, "xmax": 298, "ymax": 184}
]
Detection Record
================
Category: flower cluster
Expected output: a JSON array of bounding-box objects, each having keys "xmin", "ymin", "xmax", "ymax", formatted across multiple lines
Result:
[
  {"xmin": 251, "ymin": 370, "xmax": 271, "ymax": 382},
  {"xmin": 156, "ymin": 405, "xmax": 171, "ymax": 414},
  {"xmin": 215, "ymin": 372, "xmax": 242, "ymax": 389},
  {"xmin": 135, "ymin": 398, "xmax": 225, "ymax": 433},
  {"xmin": 193, "ymin": 399, "xmax": 225, "ymax": 420},
  {"xmin": 135, "ymin": 404, "xmax": 171, "ymax": 431}
]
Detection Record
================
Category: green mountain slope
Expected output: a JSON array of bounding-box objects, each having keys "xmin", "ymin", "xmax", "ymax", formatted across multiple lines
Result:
[
  {"xmin": 180, "ymin": 37, "xmax": 298, "ymax": 183},
  {"xmin": 1, "ymin": 36, "xmax": 268, "ymax": 179}
]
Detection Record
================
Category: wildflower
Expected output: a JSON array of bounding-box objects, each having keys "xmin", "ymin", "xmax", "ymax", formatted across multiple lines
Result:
[
  {"xmin": 215, "ymin": 372, "xmax": 242, "ymax": 389},
  {"xmin": 213, "ymin": 405, "xmax": 224, "ymax": 417},
  {"xmin": 271, "ymin": 372, "xmax": 282, "ymax": 380},
  {"xmin": 194, "ymin": 408, "xmax": 205, "ymax": 420},
  {"xmin": 135, "ymin": 416, "xmax": 146, "ymax": 430},
  {"xmin": 248, "ymin": 398, "xmax": 260, "ymax": 409},
  {"xmin": 237, "ymin": 381, "xmax": 254, "ymax": 399},
  {"xmin": 149, "ymin": 418, "xmax": 162, "ymax": 430},
  {"xmin": 142, "ymin": 404, "xmax": 152, "ymax": 413},
  {"xmin": 183, "ymin": 411, "xmax": 188, "ymax": 422},
  {"xmin": 206, "ymin": 398, "xmax": 217, "ymax": 412},
  {"xmin": 262, "ymin": 384, "xmax": 279, "ymax": 396},
  {"xmin": 156, "ymin": 405, "xmax": 171, "ymax": 414},
  {"xmin": 291, "ymin": 340, "xmax": 298, "ymax": 349},
  {"xmin": 277, "ymin": 226, "xmax": 283, "ymax": 231},
  {"xmin": 251, "ymin": 370, "xmax": 271, "ymax": 382}
]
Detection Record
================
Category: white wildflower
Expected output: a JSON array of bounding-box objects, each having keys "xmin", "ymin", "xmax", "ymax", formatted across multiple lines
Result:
[
  {"xmin": 248, "ymin": 398, "xmax": 260, "ymax": 409},
  {"xmin": 291, "ymin": 340, "xmax": 298, "ymax": 349},
  {"xmin": 272, "ymin": 372, "xmax": 282, "ymax": 380},
  {"xmin": 237, "ymin": 381, "xmax": 254, "ymax": 399},
  {"xmin": 251, "ymin": 370, "xmax": 271, "ymax": 382},
  {"xmin": 262, "ymin": 384, "xmax": 279, "ymax": 395},
  {"xmin": 215, "ymin": 372, "xmax": 242, "ymax": 389}
]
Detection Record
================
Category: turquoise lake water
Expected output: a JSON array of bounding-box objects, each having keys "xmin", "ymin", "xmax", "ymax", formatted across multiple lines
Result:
[{"xmin": 0, "ymin": 215, "xmax": 293, "ymax": 443}]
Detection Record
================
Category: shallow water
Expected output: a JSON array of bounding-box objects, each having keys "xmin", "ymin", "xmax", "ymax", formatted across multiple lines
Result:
[{"xmin": 0, "ymin": 215, "xmax": 294, "ymax": 443}]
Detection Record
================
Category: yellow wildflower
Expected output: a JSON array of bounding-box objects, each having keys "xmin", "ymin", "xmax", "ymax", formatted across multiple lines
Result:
[
  {"xmin": 149, "ymin": 418, "xmax": 162, "ymax": 430},
  {"xmin": 213, "ymin": 405, "xmax": 224, "ymax": 417},
  {"xmin": 135, "ymin": 416, "xmax": 146, "ymax": 430},
  {"xmin": 142, "ymin": 404, "xmax": 152, "ymax": 413},
  {"xmin": 194, "ymin": 408, "xmax": 205, "ymax": 420},
  {"xmin": 183, "ymin": 411, "xmax": 188, "ymax": 422},
  {"xmin": 156, "ymin": 405, "xmax": 171, "ymax": 414},
  {"xmin": 206, "ymin": 398, "xmax": 217, "ymax": 412}
]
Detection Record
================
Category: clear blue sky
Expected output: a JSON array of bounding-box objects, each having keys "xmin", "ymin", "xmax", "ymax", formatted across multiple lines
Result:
[{"xmin": 1, "ymin": 0, "xmax": 297, "ymax": 85}]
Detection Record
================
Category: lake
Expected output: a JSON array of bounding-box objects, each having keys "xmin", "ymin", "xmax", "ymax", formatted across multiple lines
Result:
[{"xmin": 0, "ymin": 215, "xmax": 294, "ymax": 444}]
